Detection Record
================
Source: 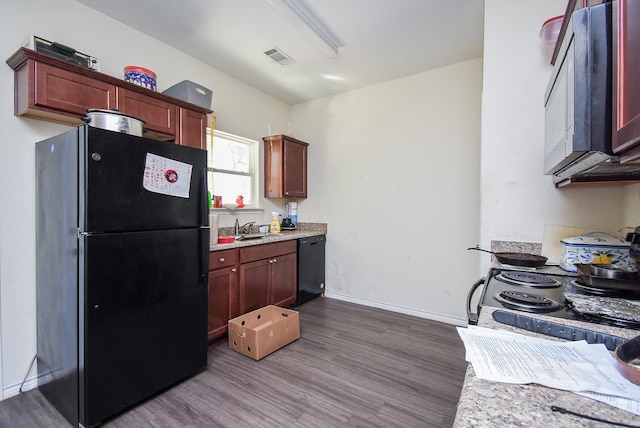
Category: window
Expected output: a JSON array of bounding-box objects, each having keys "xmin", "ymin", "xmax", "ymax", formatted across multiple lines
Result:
[{"xmin": 207, "ymin": 128, "xmax": 259, "ymax": 208}]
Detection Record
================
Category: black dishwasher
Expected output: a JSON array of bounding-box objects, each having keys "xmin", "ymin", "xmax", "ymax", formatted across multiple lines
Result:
[{"xmin": 293, "ymin": 235, "xmax": 326, "ymax": 307}]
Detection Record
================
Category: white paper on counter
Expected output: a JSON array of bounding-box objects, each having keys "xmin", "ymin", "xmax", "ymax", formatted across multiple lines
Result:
[
  {"xmin": 457, "ymin": 326, "xmax": 640, "ymax": 400},
  {"xmin": 578, "ymin": 391, "xmax": 640, "ymax": 416},
  {"xmin": 143, "ymin": 153, "xmax": 192, "ymax": 198}
]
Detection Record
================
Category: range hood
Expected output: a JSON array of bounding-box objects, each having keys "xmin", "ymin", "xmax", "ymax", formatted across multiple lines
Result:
[{"xmin": 553, "ymin": 152, "xmax": 640, "ymax": 187}]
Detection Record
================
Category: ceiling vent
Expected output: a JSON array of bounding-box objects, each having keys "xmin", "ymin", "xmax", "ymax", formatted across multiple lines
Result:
[{"xmin": 264, "ymin": 46, "xmax": 295, "ymax": 65}]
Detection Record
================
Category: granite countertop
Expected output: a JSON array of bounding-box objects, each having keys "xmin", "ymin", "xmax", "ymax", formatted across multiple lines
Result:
[
  {"xmin": 453, "ymin": 307, "xmax": 640, "ymax": 427},
  {"xmin": 209, "ymin": 222, "xmax": 327, "ymax": 251}
]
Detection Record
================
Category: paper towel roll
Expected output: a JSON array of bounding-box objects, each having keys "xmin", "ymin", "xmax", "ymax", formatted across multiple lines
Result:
[{"xmin": 209, "ymin": 214, "xmax": 219, "ymax": 245}]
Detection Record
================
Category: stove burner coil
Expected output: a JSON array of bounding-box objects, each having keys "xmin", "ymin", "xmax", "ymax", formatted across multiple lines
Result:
[
  {"xmin": 493, "ymin": 291, "xmax": 561, "ymax": 313},
  {"xmin": 496, "ymin": 271, "xmax": 561, "ymax": 288}
]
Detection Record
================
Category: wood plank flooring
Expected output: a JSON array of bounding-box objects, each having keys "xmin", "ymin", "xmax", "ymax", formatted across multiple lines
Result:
[{"xmin": 0, "ymin": 297, "xmax": 467, "ymax": 427}]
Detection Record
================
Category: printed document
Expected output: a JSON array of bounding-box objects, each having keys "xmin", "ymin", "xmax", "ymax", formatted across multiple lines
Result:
[{"xmin": 457, "ymin": 326, "xmax": 640, "ymax": 415}]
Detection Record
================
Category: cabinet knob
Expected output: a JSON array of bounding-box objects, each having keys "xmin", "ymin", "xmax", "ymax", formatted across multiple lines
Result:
[
  {"xmin": 231, "ymin": 268, "xmax": 237, "ymax": 272},
  {"xmin": 219, "ymin": 257, "xmax": 225, "ymax": 263}
]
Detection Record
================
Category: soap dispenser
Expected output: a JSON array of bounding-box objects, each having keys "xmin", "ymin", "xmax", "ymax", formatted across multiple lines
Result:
[{"xmin": 270, "ymin": 212, "xmax": 281, "ymax": 233}]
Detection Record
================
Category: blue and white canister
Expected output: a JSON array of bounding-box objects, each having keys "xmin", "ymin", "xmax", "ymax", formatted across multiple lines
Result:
[{"xmin": 560, "ymin": 232, "xmax": 633, "ymax": 272}]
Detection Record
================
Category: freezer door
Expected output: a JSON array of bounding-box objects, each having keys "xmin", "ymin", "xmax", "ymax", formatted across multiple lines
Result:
[
  {"xmin": 80, "ymin": 228, "xmax": 208, "ymax": 427},
  {"xmin": 81, "ymin": 126, "xmax": 208, "ymax": 233}
]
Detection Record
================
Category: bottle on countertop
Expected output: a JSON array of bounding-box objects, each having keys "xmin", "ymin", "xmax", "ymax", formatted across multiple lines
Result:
[{"xmin": 270, "ymin": 212, "xmax": 281, "ymax": 233}]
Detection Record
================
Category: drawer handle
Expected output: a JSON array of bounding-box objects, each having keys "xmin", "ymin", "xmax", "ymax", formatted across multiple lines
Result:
[
  {"xmin": 218, "ymin": 257, "xmax": 225, "ymax": 263},
  {"xmin": 231, "ymin": 268, "xmax": 237, "ymax": 272}
]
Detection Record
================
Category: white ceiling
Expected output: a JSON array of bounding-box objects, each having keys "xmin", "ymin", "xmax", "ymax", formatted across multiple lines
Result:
[{"xmin": 76, "ymin": 0, "xmax": 485, "ymax": 105}]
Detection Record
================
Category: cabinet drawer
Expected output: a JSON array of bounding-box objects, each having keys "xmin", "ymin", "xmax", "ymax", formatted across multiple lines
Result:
[
  {"xmin": 209, "ymin": 248, "xmax": 237, "ymax": 270},
  {"xmin": 240, "ymin": 240, "xmax": 297, "ymax": 264}
]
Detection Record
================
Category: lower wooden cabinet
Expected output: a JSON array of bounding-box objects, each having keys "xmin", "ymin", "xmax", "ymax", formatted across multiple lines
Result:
[
  {"xmin": 207, "ymin": 240, "xmax": 297, "ymax": 341},
  {"xmin": 270, "ymin": 252, "xmax": 297, "ymax": 307},
  {"xmin": 238, "ymin": 258, "xmax": 271, "ymax": 314},
  {"xmin": 239, "ymin": 240, "xmax": 297, "ymax": 314},
  {"xmin": 207, "ymin": 249, "xmax": 238, "ymax": 341}
]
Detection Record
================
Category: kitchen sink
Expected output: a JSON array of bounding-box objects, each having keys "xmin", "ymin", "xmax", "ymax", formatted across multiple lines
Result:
[{"xmin": 235, "ymin": 233, "xmax": 270, "ymax": 241}]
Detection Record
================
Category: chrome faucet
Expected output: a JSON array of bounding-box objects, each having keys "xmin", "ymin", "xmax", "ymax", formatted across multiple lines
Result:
[{"xmin": 239, "ymin": 221, "xmax": 255, "ymax": 234}]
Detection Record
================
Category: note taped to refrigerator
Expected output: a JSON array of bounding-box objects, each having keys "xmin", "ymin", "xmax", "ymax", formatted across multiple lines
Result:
[{"xmin": 143, "ymin": 153, "xmax": 193, "ymax": 198}]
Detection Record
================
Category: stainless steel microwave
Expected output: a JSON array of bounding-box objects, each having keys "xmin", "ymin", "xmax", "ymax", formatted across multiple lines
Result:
[{"xmin": 543, "ymin": 2, "xmax": 640, "ymax": 185}]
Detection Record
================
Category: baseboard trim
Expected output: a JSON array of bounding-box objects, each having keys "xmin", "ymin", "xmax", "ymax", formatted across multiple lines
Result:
[
  {"xmin": 323, "ymin": 292, "xmax": 467, "ymax": 326},
  {"xmin": 3, "ymin": 374, "xmax": 40, "ymax": 400}
]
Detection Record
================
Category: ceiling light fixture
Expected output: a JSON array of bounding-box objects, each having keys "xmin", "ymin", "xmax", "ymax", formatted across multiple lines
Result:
[{"xmin": 265, "ymin": 0, "xmax": 343, "ymax": 57}]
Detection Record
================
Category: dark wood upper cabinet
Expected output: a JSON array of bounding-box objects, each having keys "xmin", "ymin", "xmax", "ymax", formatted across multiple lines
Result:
[
  {"xmin": 263, "ymin": 134, "xmax": 308, "ymax": 199},
  {"xmin": 613, "ymin": 0, "xmax": 640, "ymax": 161},
  {"xmin": 179, "ymin": 107, "xmax": 208, "ymax": 150},
  {"xmin": 16, "ymin": 60, "xmax": 116, "ymax": 124},
  {"xmin": 6, "ymin": 47, "xmax": 212, "ymax": 147},
  {"xmin": 118, "ymin": 87, "xmax": 176, "ymax": 141}
]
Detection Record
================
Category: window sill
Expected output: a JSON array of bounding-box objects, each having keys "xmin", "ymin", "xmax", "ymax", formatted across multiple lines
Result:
[{"xmin": 209, "ymin": 207, "xmax": 264, "ymax": 215}]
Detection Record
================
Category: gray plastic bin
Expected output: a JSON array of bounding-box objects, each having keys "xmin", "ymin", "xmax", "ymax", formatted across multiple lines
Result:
[{"xmin": 162, "ymin": 80, "xmax": 212, "ymax": 109}]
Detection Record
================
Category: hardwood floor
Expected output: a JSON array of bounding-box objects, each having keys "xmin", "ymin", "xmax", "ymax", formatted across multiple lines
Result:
[{"xmin": 0, "ymin": 297, "xmax": 467, "ymax": 427}]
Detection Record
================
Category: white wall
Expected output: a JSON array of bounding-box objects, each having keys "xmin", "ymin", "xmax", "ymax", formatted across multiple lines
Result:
[
  {"xmin": 1, "ymin": 0, "xmax": 290, "ymax": 397},
  {"xmin": 290, "ymin": 59, "xmax": 483, "ymax": 324},
  {"xmin": 480, "ymin": 0, "xmax": 640, "ymax": 273},
  {"xmin": 623, "ymin": 185, "xmax": 640, "ymax": 228}
]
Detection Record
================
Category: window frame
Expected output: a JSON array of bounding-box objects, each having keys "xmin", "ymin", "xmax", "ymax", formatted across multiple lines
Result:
[{"xmin": 206, "ymin": 128, "xmax": 260, "ymax": 209}]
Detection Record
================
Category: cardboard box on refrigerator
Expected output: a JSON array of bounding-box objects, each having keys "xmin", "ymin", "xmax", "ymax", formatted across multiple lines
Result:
[{"xmin": 228, "ymin": 305, "xmax": 300, "ymax": 360}]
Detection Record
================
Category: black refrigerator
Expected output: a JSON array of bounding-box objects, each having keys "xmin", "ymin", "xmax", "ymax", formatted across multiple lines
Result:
[{"xmin": 35, "ymin": 125, "xmax": 210, "ymax": 428}]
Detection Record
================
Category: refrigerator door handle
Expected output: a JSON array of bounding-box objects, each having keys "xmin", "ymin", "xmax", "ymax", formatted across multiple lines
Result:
[
  {"xmin": 199, "ymin": 228, "xmax": 210, "ymax": 287},
  {"xmin": 199, "ymin": 167, "xmax": 208, "ymax": 227}
]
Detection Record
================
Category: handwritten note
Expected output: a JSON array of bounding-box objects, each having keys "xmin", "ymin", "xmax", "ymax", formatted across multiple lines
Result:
[{"xmin": 143, "ymin": 153, "xmax": 192, "ymax": 198}]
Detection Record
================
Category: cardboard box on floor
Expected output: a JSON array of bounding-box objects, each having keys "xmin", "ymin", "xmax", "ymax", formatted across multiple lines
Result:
[{"xmin": 228, "ymin": 305, "xmax": 300, "ymax": 360}]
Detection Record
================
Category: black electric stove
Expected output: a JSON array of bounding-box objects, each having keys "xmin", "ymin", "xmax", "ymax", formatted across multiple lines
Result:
[{"xmin": 467, "ymin": 268, "xmax": 640, "ymax": 328}]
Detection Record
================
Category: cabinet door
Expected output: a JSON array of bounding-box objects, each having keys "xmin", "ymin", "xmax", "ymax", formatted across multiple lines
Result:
[
  {"xmin": 28, "ymin": 61, "xmax": 116, "ymax": 119},
  {"xmin": 613, "ymin": 0, "xmax": 640, "ymax": 160},
  {"xmin": 207, "ymin": 266, "xmax": 238, "ymax": 340},
  {"xmin": 179, "ymin": 108, "xmax": 207, "ymax": 149},
  {"xmin": 238, "ymin": 259, "xmax": 271, "ymax": 314},
  {"xmin": 283, "ymin": 139, "xmax": 308, "ymax": 198},
  {"xmin": 264, "ymin": 135, "xmax": 308, "ymax": 198},
  {"xmin": 118, "ymin": 88, "xmax": 177, "ymax": 140},
  {"xmin": 271, "ymin": 252, "xmax": 297, "ymax": 307}
]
